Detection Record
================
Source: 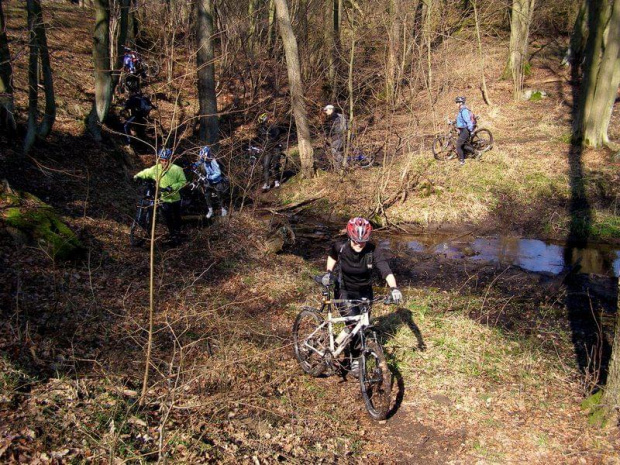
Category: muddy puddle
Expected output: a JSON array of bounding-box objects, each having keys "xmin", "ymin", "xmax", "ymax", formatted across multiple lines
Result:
[{"xmin": 382, "ymin": 234, "xmax": 620, "ymax": 278}]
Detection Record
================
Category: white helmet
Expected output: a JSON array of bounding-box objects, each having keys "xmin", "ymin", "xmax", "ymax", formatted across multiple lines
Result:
[{"xmin": 323, "ymin": 104, "xmax": 335, "ymax": 113}]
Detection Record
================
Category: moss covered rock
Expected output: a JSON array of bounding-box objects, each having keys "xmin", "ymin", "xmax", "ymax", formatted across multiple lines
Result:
[{"xmin": 0, "ymin": 181, "xmax": 84, "ymax": 260}]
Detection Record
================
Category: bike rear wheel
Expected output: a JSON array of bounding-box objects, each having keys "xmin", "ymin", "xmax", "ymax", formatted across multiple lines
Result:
[
  {"xmin": 359, "ymin": 339, "xmax": 391, "ymax": 420},
  {"xmin": 143, "ymin": 61, "xmax": 160, "ymax": 79},
  {"xmin": 432, "ymin": 135, "xmax": 456, "ymax": 161},
  {"xmin": 293, "ymin": 309, "xmax": 328, "ymax": 377},
  {"xmin": 471, "ymin": 128, "xmax": 493, "ymax": 158}
]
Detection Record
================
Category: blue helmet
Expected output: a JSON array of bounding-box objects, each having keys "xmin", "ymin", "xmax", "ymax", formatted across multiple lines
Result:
[
  {"xmin": 199, "ymin": 146, "xmax": 213, "ymax": 160},
  {"xmin": 158, "ymin": 148, "xmax": 172, "ymax": 160}
]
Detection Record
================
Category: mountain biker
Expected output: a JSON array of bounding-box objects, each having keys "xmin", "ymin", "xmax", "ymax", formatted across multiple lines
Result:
[
  {"xmin": 122, "ymin": 90, "xmax": 154, "ymax": 145},
  {"xmin": 196, "ymin": 146, "xmax": 229, "ymax": 218},
  {"xmin": 454, "ymin": 96, "xmax": 474, "ymax": 166},
  {"xmin": 323, "ymin": 104, "xmax": 348, "ymax": 164},
  {"xmin": 133, "ymin": 148, "xmax": 187, "ymax": 242},
  {"xmin": 122, "ymin": 47, "xmax": 145, "ymax": 77},
  {"xmin": 257, "ymin": 112, "xmax": 286, "ymax": 190},
  {"xmin": 321, "ymin": 217, "xmax": 402, "ymax": 376}
]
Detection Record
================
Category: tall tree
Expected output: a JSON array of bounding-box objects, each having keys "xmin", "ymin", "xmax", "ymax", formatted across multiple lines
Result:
[
  {"xmin": 24, "ymin": 0, "xmax": 55, "ymax": 154},
  {"xmin": 385, "ymin": 0, "xmax": 403, "ymax": 105},
  {"xmin": 574, "ymin": 0, "xmax": 620, "ymax": 148},
  {"xmin": 273, "ymin": 0, "xmax": 314, "ymax": 178},
  {"xmin": 507, "ymin": 0, "xmax": 536, "ymax": 99},
  {"xmin": 196, "ymin": 0, "xmax": 219, "ymax": 147},
  {"xmin": 93, "ymin": 0, "xmax": 111, "ymax": 123},
  {"xmin": 0, "ymin": 0, "xmax": 16, "ymax": 132},
  {"xmin": 602, "ymin": 276, "xmax": 620, "ymax": 423}
]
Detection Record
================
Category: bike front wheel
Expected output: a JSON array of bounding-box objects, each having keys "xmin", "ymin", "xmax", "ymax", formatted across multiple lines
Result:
[
  {"xmin": 359, "ymin": 339, "xmax": 392, "ymax": 420},
  {"xmin": 471, "ymin": 128, "xmax": 493, "ymax": 158},
  {"xmin": 293, "ymin": 309, "xmax": 328, "ymax": 377},
  {"xmin": 129, "ymin": 206, "xmax": 151, "ymax": 247},
  {"xmin": 143, "ymin": 61, "xmax": 160, "ymax": 78},
  {"xmin": 432, "ymin": 135, "xmax": 456, "ymax": 161}
]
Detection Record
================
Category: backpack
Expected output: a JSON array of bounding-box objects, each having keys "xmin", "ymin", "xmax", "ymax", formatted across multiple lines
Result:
[{"xmin": 460, "ymin": 107, "xmax": 477, "ymax": 130}]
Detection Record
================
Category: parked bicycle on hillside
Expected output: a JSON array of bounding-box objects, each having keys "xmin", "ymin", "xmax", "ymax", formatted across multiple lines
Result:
[
  {"xmin": 432, "ymin": 120, "xmax": 493, "ymax": 161},
  {"xmin": 293, "ymin": 275, "xmax": 396, "ymax": 420}
]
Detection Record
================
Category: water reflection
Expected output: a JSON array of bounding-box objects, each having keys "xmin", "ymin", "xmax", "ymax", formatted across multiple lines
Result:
[{"xmin": 386, "ymin": 235, "xmax": 620, "ymax": 277}]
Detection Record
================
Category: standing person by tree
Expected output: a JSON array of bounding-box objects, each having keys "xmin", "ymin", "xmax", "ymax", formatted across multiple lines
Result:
[
  {"xmin": 323, "ymin": 104, "xmax": 348, "ymax": 164},
  {"xmin": 196, "ymin": 146, "xmax": 229, "ymax": 218},
  {"xmin": 257, "ymin": 112, "xmax": 286, "ymax": 190},
  {"xmin": 122, "ymin": 90, "xmax": 154, "ymax": 145},
  {"xmin": 133, "ymin": 149, "xmax": 187, "ymax": 244},
  {"xmin": 454, "ymin": 96, "xmax": 474, "ymax": 166}
]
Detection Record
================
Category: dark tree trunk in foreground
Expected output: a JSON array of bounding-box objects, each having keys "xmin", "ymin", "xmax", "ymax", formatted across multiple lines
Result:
[
  {"xmin": 196, "ymin": 0, "xmax": 219, "ymax": 147},
  {"xmin": 112, "ymin": 0, "xmax": 130, "ymax": 89},
  {"xmin": 274, "ymin": 0, "xmax": 314, "ymax": 178},
  {"xmin": 574, "ymin": 0, "xmax": 620, "ymax": 148},
  {"xmin": 0, "ymin": 0, "xmax": 16, "ymax": 132}
]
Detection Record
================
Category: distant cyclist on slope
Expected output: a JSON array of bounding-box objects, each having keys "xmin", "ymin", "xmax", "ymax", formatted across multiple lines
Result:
[{"xmin": 454, "ymin": 96, "xmax": 475, "ymax": 166}]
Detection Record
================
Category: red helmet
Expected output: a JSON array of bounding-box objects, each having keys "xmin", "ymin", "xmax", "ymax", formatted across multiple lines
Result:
[{"xmin": 346, "ymin": 217, "xmax": 372, "ymax": 243}]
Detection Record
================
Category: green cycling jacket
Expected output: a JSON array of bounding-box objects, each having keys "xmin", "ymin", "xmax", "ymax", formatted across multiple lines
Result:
[{"xmin": 134, "ymin": 163, "xmax": 187, "ymax": 203}]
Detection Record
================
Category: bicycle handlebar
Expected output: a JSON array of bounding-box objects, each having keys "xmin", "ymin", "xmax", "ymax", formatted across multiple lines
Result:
[{"xmin": 313, "ymin": 275, "xmax": 397, "ymax": 306}]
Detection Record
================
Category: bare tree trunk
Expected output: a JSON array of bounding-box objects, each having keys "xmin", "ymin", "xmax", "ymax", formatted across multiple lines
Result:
[
  {"xmin": 197, "ymin": 0, "xmax": 219, "ymax": 147},
  {"xmin": 562, "ymin": 0, "xmax": 588, "ymax": 69},
  {"xmin": 507, "ymin": 0, "xmax": 536, "ymax": 99},
  {"xmin": 0, "ymin": 0, "xmax": 16, "ymax": 132},
  {"xmin": 267, "ymin": 0, "xmax": 276, "ymax": 53},
  {"xmin": 602, "ymin": 276, "xmax": 620, "ymax": 423},
  {"xmin": 112, "ymin": 0, "xmax": 130, "ymax": 89},
  {"xmin": 323, "ymin": 0, "xmax": 338, "ymax": 100},
  {"xmin": 93, "ymin": 0, "xmax": 111, "ymax": 123},
  {"xmin": 472, "ymin": 0, "xmax": 492, "ymax": 105},
  {"xmin": 32, "ymin": 0, "xmax": 55, "ymax": 138},
  {"xmin": 24, "ymin": 0, "xmax": 40, "ymax": 154},
  {"xmin": 575, "ymin": 0, "xmax": 620, "ymax": 148},
  {"xmin": 385, "ymin": 0, "xmax": 402, "ymax": 105},
  {"xmin": 248, "ymin": 0, "xmax": 259, "ymax": 53},
  {"xmin": 273, "ymin": 0, "xmax": 314, "ymax": 178}
]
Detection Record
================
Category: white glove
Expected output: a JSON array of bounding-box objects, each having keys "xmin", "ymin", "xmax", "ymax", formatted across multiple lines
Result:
[
  {"xmin": 390, "ymin": 288, "xmax": 402, "ymax": 304},
  {"xmin": 321, "ymin": 272, "xmax": 333, "ymax": 286}
]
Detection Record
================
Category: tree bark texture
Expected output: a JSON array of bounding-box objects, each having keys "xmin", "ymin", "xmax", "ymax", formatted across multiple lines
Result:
[
  {"xmin": 0, "ymin": 0, "xmax": 16, "ymax": 131},
  {"xmin": 508, "ymin": 0, "xmax": 535, "ymax": 99},
  {"xmin": 576, "ymin": 0, "xmax": 620, "ymax": 148},
  {"xmin": 323, "ymin": 0, "xmax": 338, "ymax": 100},
  {"xmin": 196, "ymin": 0, "xmax": 219, "ymax": 147},
  {"xmin": 24, "ymin": 0, "xmax": 40, "ymax": 154},
  {"xmin": 93, "ymin": 0, "xmax": 111, "ymax": 123},
  {"xmin": 385, "ymin": 0, "xmax": 402, "ymax": 105},
  {"xmin": 602, "ymin": 276, "xmax": 620, "ymax": 422},
  {"xmin": 273, "ymin": 0, "xmax": 314, "ymax": 178},
  {"xmin": 32, "ymin": 0, "xmax": 55, "ymax": 138},
  {"xmin": 112, "ymin": 0, "xmax": 130, "ymax": 89}
]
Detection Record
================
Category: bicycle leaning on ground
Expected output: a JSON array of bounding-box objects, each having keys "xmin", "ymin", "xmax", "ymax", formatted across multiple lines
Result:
[
  {"xmin": 432, "ymin": 120, "xmax": 493, "ymax": 161},
  {"xmin": 293, "ymin": 275, "xmax": 396, "ymax": 420}
]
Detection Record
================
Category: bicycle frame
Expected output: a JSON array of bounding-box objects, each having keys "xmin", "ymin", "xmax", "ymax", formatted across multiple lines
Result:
[{"xmin": 301, "ymin": 297, "xmax": 372, "ymax": 360}]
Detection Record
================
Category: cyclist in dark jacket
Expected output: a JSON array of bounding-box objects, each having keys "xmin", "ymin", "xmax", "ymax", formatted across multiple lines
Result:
[
  {"xmin": 256, "ymin": 112, "xmax": 286, "ymax": 190},
  {"xmin": 323, "ymin": 104, "xmax": 348, "ymax": 163},
  {"xmin": 321, "ymin": 217, "xmax": 402, "ymax": 376},
  {"xmin": 454, "ymin": 96, "xmax": 474, "ymax": 165},
  {"xmin": 123, "ymin": 91, "xmax": 154, "ymax": 145}
]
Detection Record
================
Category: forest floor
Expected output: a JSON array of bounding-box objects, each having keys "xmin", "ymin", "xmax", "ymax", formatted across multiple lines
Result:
[{"xmin": 1, "ymin": 2, "xmax": 620, "ymax": 464}]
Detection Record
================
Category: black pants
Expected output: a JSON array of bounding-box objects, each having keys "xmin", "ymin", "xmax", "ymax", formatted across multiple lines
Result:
[
  {"xmin": 335, "ymin": 286, "xmax": 373, "ymax": 358},
  {"xmin": 263, "ymin": 148, "xmax": 284, "ymax": 186},
  {"xmin": 204, "ymin": 180, "xmax": 229, "ymax": 210},
  {"xmin": 160, "ymin": 201, "xmax": 181, "ymax": 237},
  {"xmin": 456, "ymin": 128, "xmax": 470, "ymax": 162}
]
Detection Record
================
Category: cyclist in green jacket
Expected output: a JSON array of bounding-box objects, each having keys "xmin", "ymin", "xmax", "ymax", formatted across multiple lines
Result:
[{"xmin": 133, "ymin": 148, "xmax": 187, "ymax": 241}]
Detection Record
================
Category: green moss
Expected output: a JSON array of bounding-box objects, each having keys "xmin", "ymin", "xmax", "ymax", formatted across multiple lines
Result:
[{"xmin": 1, "ymin": 190, "xmax": 84, "ymax": 260}]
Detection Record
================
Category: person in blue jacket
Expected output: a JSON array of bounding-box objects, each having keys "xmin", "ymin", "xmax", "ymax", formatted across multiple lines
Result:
[
  {"xmin": 454, "ymin": 96, "xmax": 474, "ymax": 166},
  {"xmin": 197, "ymin": 146, "xmax": 229, "ymax": 218}
]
